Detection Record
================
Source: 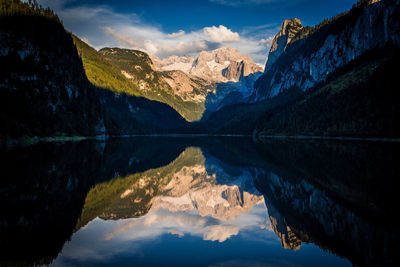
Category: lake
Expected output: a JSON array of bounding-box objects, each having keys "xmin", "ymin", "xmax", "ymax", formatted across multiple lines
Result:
[{"xmin": 1, "ymin": 137, "xmax": 399, "ymax": 266}]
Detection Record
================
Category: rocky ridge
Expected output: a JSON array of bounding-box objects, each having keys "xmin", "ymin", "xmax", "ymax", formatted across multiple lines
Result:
[
  {"xmin": 160, "ymin": 70, "xmax": 213, "ymax": 103},
  {"xmin": 155, "ymin": 47, "xmax": 263, "ymax": 83},
  {"xmin": 264, "ymin": 18, "xmax": 303, "ymax": 71},
  {"xmin": 252, "ymin": 0, "xmax": 400, "ymax": 100}
]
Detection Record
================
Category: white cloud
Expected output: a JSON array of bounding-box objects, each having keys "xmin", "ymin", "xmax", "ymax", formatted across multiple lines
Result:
[
  {"xmin": 203, "ymin": 225, "xmax": 240, "ymax": 242},
  {"xmin": 37, "ymin": 0, "xmax": 275, "ymax": 64},
  {"xmin": 259, "ymin": 36, "xmax": 274, "ymax": 46},
  {"xmin": 203, "ymin": 25, "xmax": 240, "ymax": 43},
  {"xmin": 168, "ymin": 30, "xmax": 185, "ymax": 38},
  {"xmin": 81, "ymin": 37, "xmax": 93, "ymax": 47},
  {"xmin": 103, "ymin": 26, "xmax": 214, "ymax": 59},
  {"xmin": 104, "ymin": 27, "xmax": 140, "ymax": 47}
]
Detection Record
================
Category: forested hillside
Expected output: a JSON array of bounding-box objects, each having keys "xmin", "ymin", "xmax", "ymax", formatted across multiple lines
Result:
[
  {"xmin": 0, "ymin": 0, "xmax": 187, "ymax": 140},
  {"xmin": 202, "ymin": 0, "xmax": 400, "ymax": 138}
]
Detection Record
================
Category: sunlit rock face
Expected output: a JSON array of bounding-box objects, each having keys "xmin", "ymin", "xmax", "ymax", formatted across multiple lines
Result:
[
  {"xmin": 155, "ymin": 47, "xmax": 262, "ymax": 83},
  {"xmin": 191, "ymin": 47, "xmax": 263, "ymax": 83},
  {"xmin": 252, "ymin": 0, "xmax": 400, "ymax": 100},
  {"xmin": 160, "ymin": 70, "xmax": 212, "ymax": 103},
  {"xmin": 264, "ymin": 18, "xmax": 303, "ymax": 72},
  {"xmin": 154, "ymin": 55, "xmax": 195, "ymax": 73}
]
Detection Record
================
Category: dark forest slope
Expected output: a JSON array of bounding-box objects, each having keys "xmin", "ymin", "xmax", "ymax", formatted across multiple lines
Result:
[{"xmin": 0, "ymin": 0, "xmax": 187, "ymax": 139}]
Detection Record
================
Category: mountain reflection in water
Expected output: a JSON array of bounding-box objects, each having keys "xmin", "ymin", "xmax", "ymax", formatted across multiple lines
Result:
[{"xmin": 1, "ymin": 137, "xmax": 399, "ymax": 266}]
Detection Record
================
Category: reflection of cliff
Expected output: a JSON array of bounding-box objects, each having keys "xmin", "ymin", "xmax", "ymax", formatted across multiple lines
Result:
[
  {"xmin": 3, "ymin": 137, "xmax": 399, "ymax": 266},
  {"xmin": 266, "ymin": 199, "xmax": 301, "ymax": 251},
  {"xmin": 153, "ymin": 161, "xmax": 263, "ymax": 221},
  {"xmin": 255, "ymin": 170, "xmax": 399, "ymax": 267},
  {"xmin": 0, "ymin": 138, "xmax": 186, "ymax": 265},
  {"xmin": 200, "ymin": 138, "xmax": 400, "ymax": 266},
  {"xmin": 76, "ymin": 147, "xmax": 203, "ymax": 228},
  {"xmin": 80, "ymin": 147, "xmax": 263, "ymax": 224}
]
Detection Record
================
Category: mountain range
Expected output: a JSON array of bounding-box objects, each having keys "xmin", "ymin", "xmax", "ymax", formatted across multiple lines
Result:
[{"xmin": 1, "ymin": 0, "xmax": 399, "ymax": 141}]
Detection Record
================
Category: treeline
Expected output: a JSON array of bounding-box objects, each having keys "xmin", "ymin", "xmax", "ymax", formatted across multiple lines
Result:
[
  {"xmin": 291, "ymin": 0, "xmax": 377, "ymax": 44},
  {"xmin": 202, "ymin": 46, "xmax": 400, "ymax": 138},
  {"xmin": 255, "ymin": 47, "xmax": 400, "ymax": 138},
  {"xmin": 0, "ymin": 0, "xmax": 60, "ymax": 23},
  {"xmin": 1, "ymin": 0, "xmax": 188, "ymax": 140}
]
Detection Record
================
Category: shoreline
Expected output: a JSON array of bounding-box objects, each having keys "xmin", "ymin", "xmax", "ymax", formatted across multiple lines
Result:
[{"xmin": 1, "ymin": 133, "xmax": 399, "ymax": 148}]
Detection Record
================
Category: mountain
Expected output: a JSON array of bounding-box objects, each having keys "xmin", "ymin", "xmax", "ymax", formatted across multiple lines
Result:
[
  {"xmin": 202, "ymin": 0, "xmax": 400, "ymax": 138},
  {"xmin": 98, "ymin": 47, "xmax": 208, "ymax": 121},
  {"xmin": 153, "ymin": 47, "xmax": 263, "ymax": 118},
  {"xmin": 264, "ymin": 18, "xmax": 303, "ymax": 72},
  {"xmin": 0, "ymin": 1, "xmax": 187, "ymax": 139},
  {"xmin": 202, "ymin": 72, "xmax": 262, "ymax": 120},
  {"xmin": 72, "ymin": 35, "xmax": 142, "ymax": 97},
  {"xmin": 252, "ymin": 0, "xmax": 400, "ymax": 100},
  {"xmin": 160, "ymin": 70, "xmax": 213, "ymax": 103},
  {"xmin": 93, "ymin": 46, "xmax": 262, "ymax": 121},
  {"xmin": 74, "ymin": 36, "xmax": 211, "ymax": 122},
  {"xmin": 155, "ymin": 47, "xmax": 262, "ymax": 83},
  {"xmin": 154, "ymin": 55, "xmax": 195, "ymax": 73}
]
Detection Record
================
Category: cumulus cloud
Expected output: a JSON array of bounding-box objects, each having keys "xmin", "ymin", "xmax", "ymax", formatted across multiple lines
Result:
[
  {"xmin": 104, "ymin": 27, "xmax": 140, "ymax": 47},
  {"xmin": 103, "ymin": 26, "xmax": 218, "ymax": 59},
  {"xmin": 203, "ymin": 25, "xmax": 240, "ymax": 43},
  {"xmin": 259, "ymin": 36, "xmax": 274, "ymax": 46},
  {"xmin": 37, "ymin": 0, "xmax": 274, "ymax": 64},
  {"xmin": 168, "ymin": 30, "xmax": 185, "ymax": 38}
]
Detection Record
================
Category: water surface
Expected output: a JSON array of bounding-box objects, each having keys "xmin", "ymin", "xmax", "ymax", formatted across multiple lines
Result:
[{"xmin": 1, "ymin": 137, "xmax": 399, "ymax": 266}]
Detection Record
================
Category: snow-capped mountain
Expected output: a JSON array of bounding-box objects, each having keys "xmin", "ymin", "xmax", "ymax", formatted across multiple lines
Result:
[
  {"xmin": 154, "ymin": 47, "xmax": 263, "ymax": 83},
  {"xmin": 154, "ymin": 55, "xmax": 195, "ymax": 73}
]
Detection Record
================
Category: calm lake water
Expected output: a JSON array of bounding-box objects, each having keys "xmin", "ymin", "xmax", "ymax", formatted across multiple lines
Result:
[{"xmin": 1, "ymin": 137, "xmax": 399, "ymax": 266}]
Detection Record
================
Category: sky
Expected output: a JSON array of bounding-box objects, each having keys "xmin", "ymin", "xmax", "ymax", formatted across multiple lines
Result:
[{"xmin": 37, "ymin": 0, "xmax": 358, "ymax": 65}]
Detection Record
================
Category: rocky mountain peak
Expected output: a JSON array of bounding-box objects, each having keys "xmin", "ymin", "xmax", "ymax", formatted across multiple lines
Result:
[
  {"xmin": 223, "ymin": 60, "xmax": 262, "ymax": 81},
  {"xmin": 154, "ymin": 46, "xmax": 262, "ymax": 83},
  {"xmin": 253, "ymin": 0, "xmax": 400, "ymax": 101},
  {"xmin": 153, "ymin": 55, "xmax": 195, "ymax": 73},
  {"xmin": 212, "ymin": 47, "xmax": 244, "ymax": 63},
  {"xmin": 265, "ymin": 18, "xmax": 303, "ymax": 71},
  {"xmin": 190, "ymin": 46, "xmax": 262, "ymax": 82}
]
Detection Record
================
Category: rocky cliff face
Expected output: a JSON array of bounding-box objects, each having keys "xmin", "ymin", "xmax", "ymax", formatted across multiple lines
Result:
[
  {"xmin": 252, "ymin": 0, "xmax": 400, "ymax": 100},
  {"xmin": 264, "ymin": 18, "xmax": 303, "ymax": 71},
  {"xmin": 202, "ymin": 72, "xmax": 262, "ymax": 120},
  {"xmin": 190, "ymin": 47, "xmax": 262, "ymax": 82},
  {"xmin": 154, "ymin": 55, "xmax": 195, "ymax": 73},
  {"xmin": 223, "ymin": 60, "xmax": 262, "ymax": 81},
  {"xmin": 99, "ymin": 48, "xmax": 168, "ymax": 93},
  {"xmin": 98, "ymin": 47, "xmax": 208, "ymax": 121},
  {"xmin": 155, "ymin": 47, "xmax": 262, "ymax": 83},
  {"xmin": 160, "ymin": 70, "xmax": 213, "ymax": 103},
  {"xmin": 0, "ymin": 13, "xmax": 187, "ymax": 138},
  {"xmin": 149, "ymin": 47, "xmax": 263, "ymax": 120}
]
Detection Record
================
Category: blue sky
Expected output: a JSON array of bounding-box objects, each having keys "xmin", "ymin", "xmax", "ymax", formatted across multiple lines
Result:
[{"xmin": 38, "ymin": 0, "xmax": 357, "ymax": 64}]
